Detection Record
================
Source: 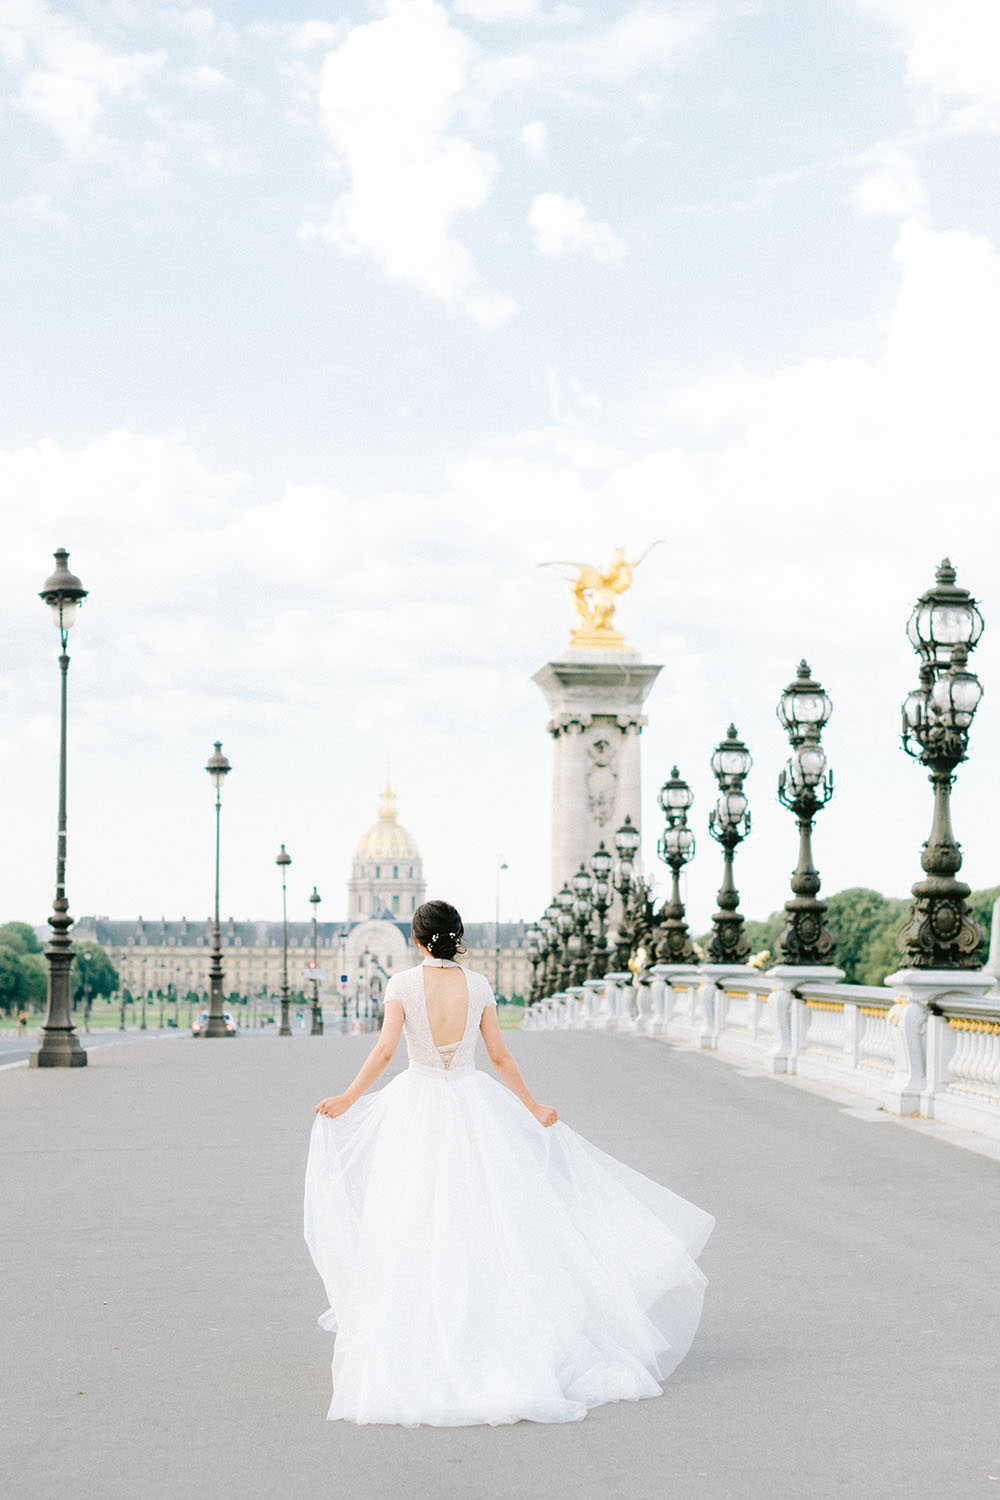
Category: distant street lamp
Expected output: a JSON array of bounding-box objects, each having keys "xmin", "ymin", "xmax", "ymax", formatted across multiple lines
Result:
[
  {"xmin": 570, "ymin": 864, "xmax": 593, "ymax": 985},
  {"xmin": 898, "ymin": 559, "xmax": 985, "ymax": 968},
  {"xmin": 775, "ymin": 662, "xmax": 836, "ymax": 965},
  {"xmin": 707, "ymin": 726, "xmax": 752, "ymax": 964},
  {"xmin": 612, "ymin": 814, "xmax": 641, "ymax": 970},
  {"xmin": 655, "ymin": 767, "xmax": 697, "ymax": 965},
  {"xmin": 203, "ymin": 742, "xmax": 233, "ymax": 1038},
  {"xmin": 32, "ymin": 549, "xmax": 89, "ymax": 1069},
  {"xmin": 540, "ymin": 912, "xmax": 559, "ymax": 997},
  {"xmin": 276, "ymin": 844, "xmax": 292, "ymax": 1035},
  {"xmin": 309, "ymin": 886, "xmax": 323, "ymax": 1036},
  {"xmin": 588, "ymin": 842, "xmax": 613, "ymax": 979},
  {"xmin": 494, "ymin": 859, "xmax": 509, "ymax": 998},
  {"xmin": 554, "ymin": 884, "xmax": 575, "ymax": 991},
  {"xmin": 524, "ymin": 922, "xmax": 543, "ymax": 1002}
]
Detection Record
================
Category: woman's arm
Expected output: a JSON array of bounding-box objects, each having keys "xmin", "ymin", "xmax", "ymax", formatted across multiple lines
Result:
[
  {"xmin": 479, "ymin": 1005, "xmax": 558, "ymax": 1127},
  {"xmin": 315, "ymin": 998, "xmax": 405, "ymax": 1118}
]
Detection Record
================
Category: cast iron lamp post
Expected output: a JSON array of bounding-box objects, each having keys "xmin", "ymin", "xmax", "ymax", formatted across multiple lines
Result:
[
  {"xmin": 540, "ymin": 912, "xmax": 559, "ymax": 997},
  {"xmin": 707, "ymin": 726, "xmax": 752, "ymax": 964},
  {"xmin": 524, "ymin": 923, "xmax": 543, "ymax": 1003},
  {"xmin": 32, "ymin": 549, "xmax": 89, "ymax": 1068},
  {"xmin": 276, "ymin": 844, "xmax": 292, "ymax": 1034},
  {"xmin": 612, "ymin": 814, "xmax": 641, "ymax": 970},
  {"xmin": 898, "ymin": 559, "xmax": 985, "ymax": 968},
  {"xmin": 554, "ymin": 884, "xmax": 575, "ymax": 991},
  {"xmin": 203, "ymin": 742, "xmax": 233, "ymax": 1038},
  {"xmin": 775, "ymin": 661, "xmax": 836, "ymax": 964},
  {"xmin": 654, "ymin": 767, "xmax": 696, "ymax": 965},
  {"xmin": 588, "ymin": 842, "xmax": 613, "ymax": 979},
  {"xmin": 309, "ymin": 886, "xmax": 323, "ymax": 1036},
  {"xmin": 570, "ymin": 864, "xmax": 594, "ymax": 985},
  {"xmin": 494, "ymin": 859, "xmax": 509, "ymax": 998}
]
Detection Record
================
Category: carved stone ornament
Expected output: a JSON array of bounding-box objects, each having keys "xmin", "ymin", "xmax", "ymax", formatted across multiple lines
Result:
[{"xmin": 585, "ymin": 734, "xmax": 619, "ymax": 827}]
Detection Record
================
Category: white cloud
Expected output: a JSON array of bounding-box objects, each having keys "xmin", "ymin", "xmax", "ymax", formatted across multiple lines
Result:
[
  {"xmin": 856, "ymin": 0, "xmax": 1000, "ymax": 125},
  {"xmin": 850, "ymin": 145, "xmax": 926, "ymax": 218},
  {"xmin": 453, "ymin": 0, "xmax": 543, "ymax": 19},
  {"xmin": 307, "ymin": 0, "xmax": 513, "ymax": 326},
  {"xmin": 3, "ymin": 0, "xmax": 166, "ymax": 156},
  {"xmin": 8, "ymin": 191, "xmax": 68, "ymax": 226},
  {"xmin": 528, "ymin": 192, "xmax": 625, "ymax": 261},
  {"xmin": 519, "ymin": 119, "xmax": 547, "ymax": 159},
  {"xmin": 288, "ymin": 20, "xmax": 344, "ymax": 51},
  {"xmin": 181, "ymin": 63, "xmax": 230, "ymax": 92}
]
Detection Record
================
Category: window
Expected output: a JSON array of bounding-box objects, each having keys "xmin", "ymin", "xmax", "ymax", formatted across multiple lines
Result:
[
  {"xmin": 376, "ymin": 865, "xmax": 381, "ymax": 879},
  {"xmin": 393, "ymin": 865, "xmax": 398, "ymax": 879},
  {"xmin": 392, "ymin": 895, "xmax": 399, "ymax": 913}
]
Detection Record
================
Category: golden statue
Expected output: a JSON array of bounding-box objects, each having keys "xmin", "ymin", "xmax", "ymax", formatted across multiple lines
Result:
[{"xmin": 539, "ymin": 542, "xmax": 662, "ymax": 650}]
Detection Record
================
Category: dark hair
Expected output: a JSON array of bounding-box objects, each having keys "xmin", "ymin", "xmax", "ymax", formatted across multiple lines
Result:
[{"xmin": 412, "ymin": 900, "xmax": 465, "ymax": 961}]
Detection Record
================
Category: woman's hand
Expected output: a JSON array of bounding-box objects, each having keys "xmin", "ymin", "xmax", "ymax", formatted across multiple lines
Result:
[
  {"xmin": 531, "ymin": 1102, "xmax": 558, "ymax": 1128},
  {"xmin": 315, "ymin": 1095, "xmax": 352, "ymax": 1119}
]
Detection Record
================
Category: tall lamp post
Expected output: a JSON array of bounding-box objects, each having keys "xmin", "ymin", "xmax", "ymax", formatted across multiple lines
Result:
[
  {"xmin": 554, "ymin": 884, "xmax": 575, "ymax": 991},
  {"xmin": 524, "ymin": 923, "xmax": 543, "ymax": 1003},
  {"xmin": 655, "ymin": 767, "xmax": 697, "ymax": 965},
  {"xmin": 570, "ymin": 864, "xmax": 594, "ymax": 985},
  {"xmin": 204, "ymin": 742, "xmax": 233, "ymax": 1038},
  {"xmin": 540, "ymin": 911, "xmax": 559, "ymax": 997},
  {"xmin": 612, "ymin": 814, "xmax": 641, "ymax": 971},
  {"xmin": 707, "ymin": 726, "xmax": 752, "ymax": 964},
  {"xmin": 588, "ymin": 842, "xmax": 613, "ymax": 979},
  {"xmin": 32, "ymin": 549, "xmax": 89, "ymax": 1069},
  {"xmin": 308, "ymin": 886, "xmax": 323, "ymax": 1036},
  {"xmin": 898, "ymin": 559, "xmax": 985, "ymax": 968},
  {"xmin": 276, "ymin": 844, "xmax": 292, "ymax": 1035},
  {"xmin": 775, "ymin": 662, "xmax": 836, "ymax": 964},
  {"xmin": 494, "ymin": 858, "xmax": 509, "ymax": 999}
]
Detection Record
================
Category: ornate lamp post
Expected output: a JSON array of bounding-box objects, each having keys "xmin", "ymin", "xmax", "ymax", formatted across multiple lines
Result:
[
  {"xmin": 707, "ymin": 725, "xmax": 752, "ymax": 964},
  {"xmin": 524, "ymin": 923, "xmax": 543, "ymax": 1003},
  {"xmin": 612, "ymin": 814, "xmax": 641, "ymax": 970},
  {"xmin": 570, "ymin": 864, "xmax": 594, "ymax": 985},
  {"xmin": 494, "ymin": 858, "xmax": 509, "ymax": 998},
  {"xmin": 540, "ymin": 912, "xmax": 559, "ymax": 997},
  {"xmin": 898, "ymin": 559, "xmax": 985, "ymax": 968},
  {"xmin": 554, "ymin": 884, "xmax": 575, "ymax": 991},
  {"xmin": 588, "ymin": 842, "xmax": 613, "ymax": 978},
  {"xmin": 32, "ymin": 549, "xmax": 89, "ymax": 1068},
  {"xmin": 308, "ymin": 886, "xmax": 323, "ymax": 1036},
  {"xmin": 203, "ymin": 741, "xmax": 233, "ymax": 1038},
  {"xmin": 276, "ymin": 844, "xmax": 292, "ymax": 1035},
  {"xmin": 775, "ymin": 662, "xmax": 836, "ymax": 964},
  {"xmin": 655, "ymin": 767, "xmax": 696, "ymax": 965}
]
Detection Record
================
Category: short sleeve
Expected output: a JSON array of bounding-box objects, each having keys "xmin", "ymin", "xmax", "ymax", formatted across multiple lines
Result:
[
  {"xmin": 480, "ymin": 973, "xmax": 497, "ymax": 1009},
  {"xmin": 384, "ymin": 973, "xmax": 405, "ymax": 1014}
]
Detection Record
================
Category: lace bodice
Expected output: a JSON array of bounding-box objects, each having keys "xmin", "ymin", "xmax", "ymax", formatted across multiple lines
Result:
[{"xmin": 385, "ymin": 962, "xmax": 496, "ymax": 1078}]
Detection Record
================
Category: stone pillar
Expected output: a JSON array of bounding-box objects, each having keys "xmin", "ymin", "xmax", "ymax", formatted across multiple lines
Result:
[{"xmin": 533, "ymin": 649, "xmax": 662, "ymax": 898}]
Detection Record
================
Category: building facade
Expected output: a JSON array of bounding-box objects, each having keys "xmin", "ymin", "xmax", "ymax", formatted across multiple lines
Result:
[{"xmin": 76, "ymin": 782, "xmax": 532, "ymax": 1009}]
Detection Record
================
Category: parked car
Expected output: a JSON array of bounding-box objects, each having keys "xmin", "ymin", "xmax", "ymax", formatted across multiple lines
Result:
[{"xmin": 192, "ymin": 1009, "xmax": 236, "ymax": 1035}]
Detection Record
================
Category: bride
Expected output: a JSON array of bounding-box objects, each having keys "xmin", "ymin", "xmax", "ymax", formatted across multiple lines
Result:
[{"xmin": 304, "ymin": 899, "xmax": 714, "ymax": 1427}]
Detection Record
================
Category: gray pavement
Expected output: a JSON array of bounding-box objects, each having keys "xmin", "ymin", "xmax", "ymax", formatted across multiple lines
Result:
[{"xmin": 2, "ymin": 1027, "xmax": 998, "ymax": 1500}]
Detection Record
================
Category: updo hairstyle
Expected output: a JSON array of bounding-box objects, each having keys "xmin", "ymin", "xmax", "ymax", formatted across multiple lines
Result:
[{"xmin": 412, "ymin": 900, "xmax": 466, "ymax": 961}]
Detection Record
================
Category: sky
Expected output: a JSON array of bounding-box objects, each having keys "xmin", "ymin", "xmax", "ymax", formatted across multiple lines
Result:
[{"xmin": 2, "ymin": 0, "xmax": 1000, "ymax": 942}]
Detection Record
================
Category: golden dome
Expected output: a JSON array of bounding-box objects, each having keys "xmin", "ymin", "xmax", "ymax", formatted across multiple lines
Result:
[{"xmin": 355, "ymin": 778, "xmax": 420, "ymax": 860}]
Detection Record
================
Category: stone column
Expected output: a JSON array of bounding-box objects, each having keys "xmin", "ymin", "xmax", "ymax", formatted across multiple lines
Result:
[{"xmin": 533, "ymin": 649, "xmax": 662, "ymax": 899}]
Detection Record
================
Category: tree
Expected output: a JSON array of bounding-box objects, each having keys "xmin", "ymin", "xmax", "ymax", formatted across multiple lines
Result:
[
  {"xmin": 71, "ymin": 944, "xmax": 119, "ymax": 1005},
  {"xmin": 0, "ymin": 921, "xmax": 42, "ymax": 955},
  {"xmin": 0, "ymin": 947, "xmax": 46, "ymax": 1015}
]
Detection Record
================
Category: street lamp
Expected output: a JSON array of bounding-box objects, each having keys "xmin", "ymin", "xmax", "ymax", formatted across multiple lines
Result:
[
  {"xmin": 654, "ymin": 767, "xmax": 697, "ymax": 965},
  {"xmin": 32, "ymin": 548, "xmax": 89, "ymax": 1069},
  {"xmin": 612, "ymin": 814, "xmax": 641, "ymax": 970},
  {"xmin": 276, "ymin": 844, "xmax": 292, "ymax": 1035},
  {"xmin": 588, "ymin": 842, "xmax": 613, "ymax": 979},
  {"xmin": 898, "ymin": 559, "xmax": 985, "ymax": 968},
  {"xmin": 775, "ymin": 661, "xmax": 836, "ymax": 964},
  {"xmin": 570, "ymin": 864, "xmax": 594, "ymax": 985},
  {"xmin": 539, "ymin": 913, "xmax": 558, "ymax": 997},
  {"xmin": 524, "ymin": 922, "xmax": 543, "ymax": 1003},
  {"xmin": 554, "ymin": 884, "xmax": 575, "ymax": 991},
  {"xmin": 203, "ymin": 741, "xmax": 233, "ymax": 1038},
  {"xmin": 494, "ymin": 859, "xmax": 509, "ymax": 999},
  {"xmin": 707, "ymin": 725, "xmax": 752, "ymax": 963},
  {"xmin": 308, "ymin": 886, "xmax": 323, "ymax": 1036}
]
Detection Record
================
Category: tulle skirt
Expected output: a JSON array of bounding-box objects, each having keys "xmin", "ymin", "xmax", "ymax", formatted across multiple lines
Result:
[{"xmin": 304, "ymin": 1064, "xmax": 714, "ymax": 1427}]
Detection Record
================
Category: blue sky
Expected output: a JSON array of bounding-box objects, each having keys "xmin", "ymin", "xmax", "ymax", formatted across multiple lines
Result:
[{"xmin": 2, "ymin": 0, "xmax": 1000, "ymax": 940}]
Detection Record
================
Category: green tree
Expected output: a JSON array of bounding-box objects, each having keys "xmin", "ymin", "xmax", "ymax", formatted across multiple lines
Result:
[
  {"xmin": 71, "ymin": 944, "xmax": 118, "ymax": 1005},
  {"xmin": 0, "ymin": 921, "xmax": 43, "ymax": 955},
  {"xmin": 0, "ymin": 947, "xmax": 46, "ymax": 1015},
  {"xmin": 966, "ymin": 886, "xmax": 1000, "ymax": 957}
]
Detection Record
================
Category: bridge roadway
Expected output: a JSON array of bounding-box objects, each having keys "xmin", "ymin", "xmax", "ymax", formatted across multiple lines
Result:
[{"xmin": 3, "ymin": 1027, "xmax": 998, "ymax": 1500}]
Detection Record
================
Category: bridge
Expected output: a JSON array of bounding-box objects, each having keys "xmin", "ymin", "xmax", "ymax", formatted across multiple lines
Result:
[{"xmin": 3, "ymin": 1023, "xmax": 998, "ymax": 1500}]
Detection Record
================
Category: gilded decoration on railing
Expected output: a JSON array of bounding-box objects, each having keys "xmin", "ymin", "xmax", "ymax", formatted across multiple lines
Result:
[
  {"xmin": 806, "ymin": 999, "xmax": 844, "ymax": 1012},
  {"xmin": 949, "ymin": 1016, "xmax": 1000, "ymax": 1035}
]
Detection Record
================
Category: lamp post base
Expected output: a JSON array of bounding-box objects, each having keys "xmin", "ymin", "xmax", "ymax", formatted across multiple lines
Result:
[{"xmin": 30, "ymin": 1030, "xmax": 87, "ymax": 1067}]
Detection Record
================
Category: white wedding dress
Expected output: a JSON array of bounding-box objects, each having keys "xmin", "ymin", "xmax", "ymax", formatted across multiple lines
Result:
[{"xmin": 304, "ymin": 959, "xmax": 714, "ymax": 1427}]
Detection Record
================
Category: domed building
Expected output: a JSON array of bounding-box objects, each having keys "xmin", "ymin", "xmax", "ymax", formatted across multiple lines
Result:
[{"xmin": 348, "ymin": 779, "xmax": 426, "ymax": 921}]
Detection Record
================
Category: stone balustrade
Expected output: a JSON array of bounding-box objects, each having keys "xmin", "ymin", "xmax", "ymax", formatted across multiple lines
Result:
[{"xmin": 526, "ymin": 965, "xmax": 1000, "ymax": 1142}]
